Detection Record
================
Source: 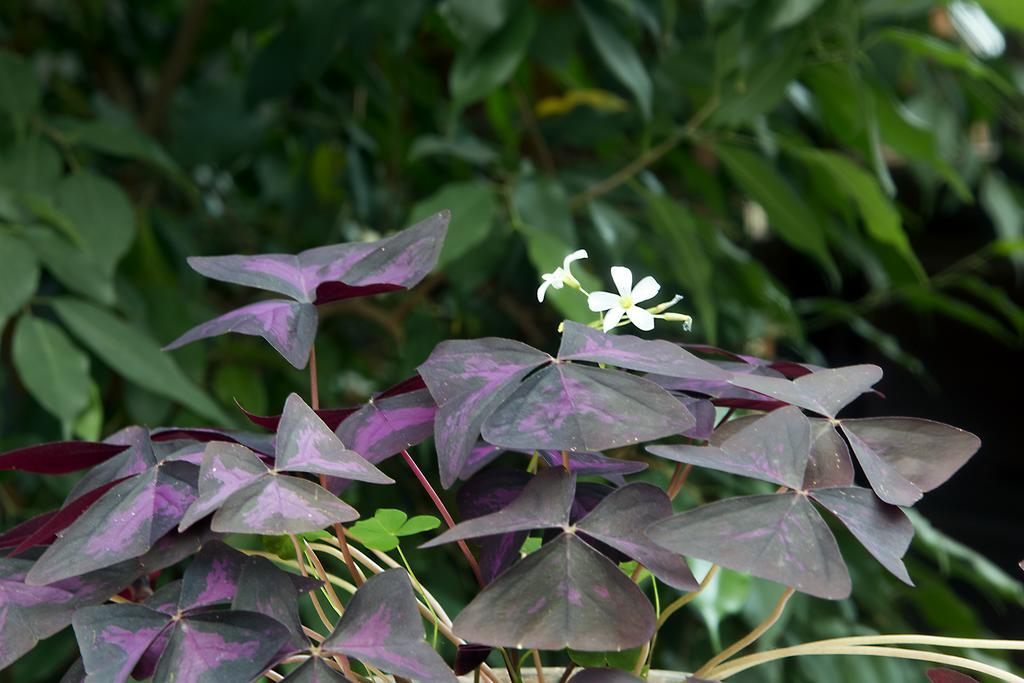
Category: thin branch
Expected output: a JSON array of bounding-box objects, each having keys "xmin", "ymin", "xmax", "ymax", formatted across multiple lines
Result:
[
  {"xmin": 665, "ymin": 463, "xmax": 693, "ymax": 500},
  {"xmin": 656, "ymin": 564, "xmax": 719, "ymax": 629},
  {"xmin": 695, "ymin": 587, "xmax": 795, "ymax": 678},
  {"xmin": 569, "ymin": 95, "xmax": 719, "ymax": 209}
]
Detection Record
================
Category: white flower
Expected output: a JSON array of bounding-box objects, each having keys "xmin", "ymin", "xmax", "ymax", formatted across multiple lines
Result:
[
  {"xmin": 587, "ymin": 266, "xmax": 660, "ymax": 332},
  {"xmin": 537, "ymin": 249, "xmax": 588, "ymax": 302}
]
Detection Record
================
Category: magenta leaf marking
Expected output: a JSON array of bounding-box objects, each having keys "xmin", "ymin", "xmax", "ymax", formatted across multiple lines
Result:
[
  {"xmin": 212, "ymin": 474, "xmax": 359, "ymax": 534},
  {"xmin": 72, "ymin": 603, "xmax": 170, "ymax": 683},
  {"xmin": 322, "ymin": 568, "xmax": 456, "ymax": 682},
  {"xmin": 335, "ymin": 387, "xmax": 437, "ymax": 464},
  {"xmin": 177, "ymin": 540, "xmax": 249, "ymax": 611},
  {"xmin": 165, "ymin": 299, "xmax": 317, "ymax": 370},
  {"xmin": 481, "ymin": 364, "xmax": 695, "ymax": 452},
  {"xmin": 558, "ymin": 321, "xmax": 730, "ymax": 381},
  {"xmin": 452, "ymin": 534, "xmax": 655, "ymax": 651},
  {"xmin": 179, "ymin": 442, "xmax": 267, "ymax": 531},
  {"xmin": 648, "ymin": 493, "xmax": 852, "ymax": 600},
  {"xmin": 418, "ymin": 337, "xmax": 552, "ymax": 488},
  {"xmin": 276, "ymin": 392, "xmax": 392, "ymax": 483}
]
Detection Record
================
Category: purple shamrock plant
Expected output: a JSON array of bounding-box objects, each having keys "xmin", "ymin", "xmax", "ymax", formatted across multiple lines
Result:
[{"xmin": 2, "ymin": 222, "xmax": 1021, "ymax": 683}]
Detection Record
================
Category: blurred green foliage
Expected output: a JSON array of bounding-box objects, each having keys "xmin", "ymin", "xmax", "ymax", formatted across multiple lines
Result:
[{"xmin": 1, "ymin": 0, "xmax": 1023, "ymax": 680}]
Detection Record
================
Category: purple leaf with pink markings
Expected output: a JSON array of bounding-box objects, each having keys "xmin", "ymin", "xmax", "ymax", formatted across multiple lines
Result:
[
  {"xmin": 419, "ymin": 337, "xmax": 552, "ymax": 488},
  {"xmin": 179, "ymin": 442, "xmax": 267, "ymax": 531},
  {"xmin": 0, "ymin": 440, "xmax": 127, "ymax": 474},
  {"xmin": 729, "ymin": 364, "xmax": 883, "ymax": 418},
  {"xmin": 558, "ymin": 321, "xmax": 731, "ymax": 380},
  {"xmin": 322, "ymin": 568, "xmax": 456, "ymax": 682},
  {"xmin": 232, "ymin": 555, "xmax": 320, "ymax": 652},
  {"xmin": 481, "ymin": 364, "xmax": 695, "ymax": 452},
  {"xmin": 452, "ymin": 533, "xmax": 655, "ymax": 651},
  {"xmin": 65, "ymin": 426, "xmax": 157, "ymax": 502},
  {"xmin": 647, "ymin": 406, "xmax": 810, "ymax": 489},
  {"xmin": 335, "ymin": 387, "xmax": 437, "ymax": 464},
  {"xmin": 165, "ymin": 299, "xmax": 317, "ymax": 369},
  {"xmin": 72, "ymin": 603, "xmax": 170, "ymax": 683},
  {"xmin": 276, "ymin": 392, "xmax": 392, "ymax": 482},
  {"xmin": 839, "ymin": 417, "xmax": 981, "ymax": 506},
  {"xmin": 456, "ymin": 468, "xmax": 532, "ymax": 583},
  {"xmin": 177, "ymin": 541, "xmax": 249, "ymax": 611},
  {"xmin": 810, "ymin": 487, "xmax": 914, "ymax": 585},
  {"xmin": 648, "ymin": 492, "xmax": 852, "ymax": 600},
  {"xmin": 575, "ymin": 483, "xmax": 698, "ymax": 590},
  {"xmin": 26, "ymin": 461, "xmax": 198, "ymax": 585},
  {"xmin": 157, "ymin": 611, "xmax": 290, "ymax": 683}
]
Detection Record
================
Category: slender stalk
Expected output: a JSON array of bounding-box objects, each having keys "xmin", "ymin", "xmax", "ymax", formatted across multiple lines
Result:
[
  {"xmin": 400, "ymin": 448, "xmax": 484, "ymax": 586},
  {"xmin": 309, "ymin": 345, "xmax": 321, "ymax": 410},
  {"xmin": 557, "ymin": 664, "xmax": 576, "ymax": 683},
  {"xmin": 708, "ymin": 645, "xmax": 1024, "ymax": 682},
  {"xmin": 301, "ymin": 540, "xmax": 346, "ymax": 616},
  {"xmin": 289, "ymin": 534, "xmax": 335, "ymax": 632},
  {"xmin": 665, "ymin": 463, "xmax": 693, "ymax": 500},
  {"xmin": 532, "ymin": 651, "xmax": 545, "ymax": 683},
  {"xmin": 806, "ymin": 634, "xmax": 1024, "ymax": 650},
  {"xmin": 656, "ymin": 565, "xmax": 719, "ymax": 628},
  {"xmin": 561, "ymin": 450, "xmax": 570, "ymax": 471},
  {"xmin": 694, "ymin": 587, "xmax": 795, "ymax": 678}
]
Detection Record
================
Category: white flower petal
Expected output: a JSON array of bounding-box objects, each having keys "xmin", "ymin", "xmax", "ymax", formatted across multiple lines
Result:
[
  {"xmin": 603, "ymin": 306, "xmax": 626, "ymax": 332},
  {"xmin": 630, "ymin": 275, "xmax": 661, "ymax": 304},
  {"xmin": 537, "ymin": 280, "xmax": 553, "ymax": 302},
  {"xmin": 588, "ymin": 291, "xmax": 620, "ymax": 312},
  {"xmin": 610, "ymin": 266, "xmax": 633, "ymax": 298},
  {"xmin": 626, "ymin": 305, "xmax": 655, "ymax": 331},
  {"xmin": 563, "ymin": 249, "xmax": 588, "ymax": 269}
]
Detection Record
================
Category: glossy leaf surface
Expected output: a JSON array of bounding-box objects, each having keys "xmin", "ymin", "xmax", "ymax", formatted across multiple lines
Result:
[{"xmin": 730, "ymin": 364, "xmax": 883, "ymax": 417}]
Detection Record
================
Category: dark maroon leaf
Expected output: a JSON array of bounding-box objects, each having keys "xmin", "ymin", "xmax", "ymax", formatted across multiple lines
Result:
[
  {"xmin": 164, "ymin": 299, "xmax": 318, "ymax": 369},
  {"xmin": 576, "ymin": 483, "xmax": 698, "ymax": 590},
  {"xmin": 322, "ymin": 568, "xmax": 455, "ymax": 682},
  {"xmin": 149, "ymin": 426, "xmax": 276, "ymax": 455},
  {"xmin": 926, "ymin": 668, "xmax": 981, "ymax": 682},
  {"xmin": 572, "ymin": 669, "xmax": 645, "ymax": 683},
  {"xmin": 536, "ymin": 449, "xmax": 648, "ymax": 482},
  {"xmin": 558, "ymin": 321, "xmax": 730, "ymax": 380},
  {"xmin": 647, "ymin": 493, "xmax": 851, "ymax": 600},
  {"xmin": 452, "ymin": 534, "xmax": 655, "ymax": 651},
  {"xmin": 456, "ymin": 468, "xmax": 532, "ymax": 583},
  {"xmin": 839, "ymin": 417, "xmax": 981, "ymax": 506},
  {"xmin": 684, "ymin": 343, "xmax": 820, "ymax": 377},
  {"xmin": 810, "ymin": 487, "xmax": 914, "ymax": 585},
  {"xmin": 8, "ymin": 477, "xmax": 129, "ymax": 555},
  {"xmin": 648, "ymin": 406, "xmax": 810, "ymax": 489},
  {"xmin": 276, "ymin": 393, "xmax": 392, "ymax": 483},
  {"xmin": 419, "ymin": 337, "xmax": 552, "ymax": 488},
  {"xmin": 481, "ymin": 364, "xmax": 695, "ymax": 452},
  {"xmin": 26, "ymin": 462, "xmax": 198, "ymax": 585},
  {"xmin": 335, "ymin": 387, "xmax": 437, "ymax": 464},
  {"xmin": 649, "ymin": 364, "xmax": 789, "ymax": 412},
  {"xmin": 0, "ymin": 440, "xmax": 127, "ymax": 474},
  {"xmin": 239, "ymin": 402, "xmax": 356, "ymax": 431},
  {"xmin": 422, "ymin": 468, "xmax": 574, "ymax": 548},
  {"xmin": 729, "ymin": 365, "xmax": 883, "ymax": 418},
  {"xmin": 453, "ymin": 644, "xmax": 493, "ymax": 675},
  {"xmin": 282, "ymin": 657, "xmax": 351, "ymax": 682}
]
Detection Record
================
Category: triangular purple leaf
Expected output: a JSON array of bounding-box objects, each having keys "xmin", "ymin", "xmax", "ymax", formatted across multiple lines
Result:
[
  {"xmin": 422, "ymin": 468, "xmax": 574, "ymax": 548},
  {"xmin": 452, "ymin": 534, "xmax": 655, "ymax": 651},
  {"xmin": 419, "ymin": 338, "xmax": 552, "ymax": 488},
  {"xmin": 0, "ymin": 440, "xmax": 127, "ymax": 474},
  {"xmin": 65, "ymin": 426, "xmax": 157, "ymax": 502},
  {"xmin": 481, "ymin": 364, "xmax": 695, "ymax": 452},
  {"xmin": 72, "ymin": 603, "xmax": 171, "ymax": 683},
  {"xmin": 335, "ymin": 387, "xmax": 437, "ymax": 464},
  {"xmin": 281, "ymin": 658, "xmax": 351, "ymax": 682},
  {"xmin": 180, "ymin": 442, "xmax": 268, "ymax": 531},
  {"xmin": 26, "ymin": 462, "xmax": 197, "ymax": 585},
  {"xmin": 232, "ymin": 555, "xmax": 318, "ymax": 653},
  {"xmin": 0, "ymin": 559, "xmax": 79, "ymax": 669},
  {"xmin": 276, "ymin": 393, "xmax": 392, "ymax": 483},
  {"xmin": 164, "ymin": 299, "xmax": 317, "ymax": 370},
  {"xmin": 810, "ymin": 486, "xmax": 914, "ymax": 585},
  {"xmin": 456, "ymin": 468, "xmax": 532, "ymax": 583},
  {"xmin": 647, "ymin": 493, "xmax": 851, "ymax": 600},
  {"xmin": 558, "ymin": 321, "xmax": 730, "ymax": 381},
  {"xmin": 839, "ymin": 417, "xmax": 980, "ymax": 506},
  {"xmin": 679, "ymin": 396, "xmax": 717, "ymax": 441},
  {"xmin": 576, "ymin": 483, "xmax": 698, "ymax": 590},
  {"xmin": 803, "ymin": 419, "xmax": 855, "ymax": 489},
  {"xmin": 648, "ymin": 406, "xmax": 810, "ymax": 490},
  {"xmin": 178, "ymin": 540, "xmax": 249, "ymax": 611},
  {"xmin": 730, "ymin": 365, "xmax": 883, "ymax": 418},
  {"xmin": 212, "ymin": 474, "xmax": 359, "ymax": 534},
  {"xmin": 322, "ymin": 568, "xmax": 456, "ymax": 682}
]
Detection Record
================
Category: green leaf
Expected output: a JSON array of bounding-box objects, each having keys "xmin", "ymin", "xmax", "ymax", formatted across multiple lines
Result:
[
  {"xmin": 793, "ymin": 148, "xmax": 924, "ymax": 281},
  {"xmin": 407, "ymin": 133, "xmax": 499, "ymax": 166},
  {"xmin": 955, "ymin": 276, "xmax": 1024, "ymax": 338},
  {"xmin": 577, "ymin": 1, "xmax": 652, "ymax": 119},
  {"xmin": 12, "ymin": 314, "xmax": 92, "ymax": 425},
  {"xmin": 978, "ymin": 0, "xmax": 1024, "ymax": 31},
  {"xmin": 439, "ymin": 0, "xmax": 512, "ymax": 47},
  {"xmin": 768, "ymin": 0, "xmax": 825, "ymax": 29},
  {"xmin": 396, "ymin": 515, "xmax": 441, "ymax": 536},
  {"xmin": 0, "ymin": 49, "xmax": 41, "ymax": 135},
  {"xmin": 213, "ymin": 364, "xmax": 268, "ymax": 416},
  {"xmin": 65, "ymin": 119, "xmax": 180, "ymax": 176},
  {"xmin": 875, "ymin": 29, "xmax": 1014, "ymax": 94},
  {"xmin": 691, "ymin": 562, "xmax": 752, "ymax": 651},
  {"xmin": 348, "ymin": 509, "xmax": 441, "ymax": 552},
  {"xmin": 408, "ymin": 181, "xmax": 497, "ymax": 266},
  {"xmin": 0, "ymin": 137, "xmax": 62, "ymax": 194},
  {"xmin": 50, "ymin": 297, "xmax": 232, "ymax": 426},
  {"xmin": 712, "ymin": 38, "xmax": 805, "ymax": 126},
  {"xmin": 72, "ymin": 382, "xmax": 103, "ymax": 441},
  {"xmin": 902, "ymin": 287, "xmax": 1017, "ymax": 344},
  {"xmin": 375, "ymin": 509, "xmax": 408, "ymax": 534},
  {"xmin": 21, "ymin": 227, "xmax": 116, "ymax": 305},
  {"xmin": 349, "ymin": 517, "xmax": 402, "ymax": 552},
  {"xmin": 449, "ymin": 2, "xmax": 536, "ymax": 108},
  {"xmin": 715, "ymin": 143, "xmax": 838, "ymax": 284},
  {"xmin": 55, "ymin": 171, "xmax": 136, "ymax": 276},
  {"xmin": 0, "ymin": 233, "xmax": 39, "ymax": 330}
]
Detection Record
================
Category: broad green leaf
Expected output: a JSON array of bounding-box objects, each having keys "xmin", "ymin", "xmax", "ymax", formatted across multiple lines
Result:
[
  {"xmin": 955, "ymin": 276, "xmax": 1024, "ymax": 337},
  {"xmin": 0, "ymin": 137, "xmax": 62, "ymax": 194},
  {"xmin": 768, "ymin": 0, "xmax": 825, "ymax": 29},
  {"xmin": 72, "ymin": 382, "xmax": 104, "ymax": 441},
  {"xmin": 876, "ymin": 29, "xmax": 1014, "ymax": 94},
  {"xmin": 408, "ymin": 181, "xmax": 497, "ymax": 266},
  {"xmin": 0, "ymin": 233, "xmax": 39, "ymax": 330},
  {"xmin": 439, "ymin": 0, "xmax": 512, "ymax": 47},
  {"xmin": 51, "ymin": 297, "xmax": 232, "ymax": 426},
  {"xmin": 21, "ymin": 227, "xmax": 116, "ymax": 305},
  {"xmin": 397, "ymin": 515, "xmax": 441, "ymax": 536},
  {"xmin": 449, "ymin": 2, "xmax": 536, "ymax": 107},
  {"xmin": 0, "ymin": 50, "xmax": 40, "ymax": 135},
  {"xmin": 55, "ymin": 171, "xmax": 136, "ymax": 276},
  {"xmin": 407, "ymin": 133, "xmax": 499, "ymax": 165},
  {"xmin": 577, "ymin": 1, "xmax": 652, "ymax": 119},
  {"xmin": 65, "ymin": 119, "xmax": 180, "ymax": 176},
  {"xmin": 12, "ymin": 314, "xmax": 91, "ymax": 424},
  {"xmin": 794, "ymin": 149, "xmax": 924, "ymax": 281},
  {"xmin": 375, "ymin": 509, "xmax": 408, "ymax": 534},
  {"xmin": 512, "ymin": 177, "xmax": 576, "ymax": 245},
  {"xmin": 902, "ymin": 288, "xmax": 1017, "ymax": 344},
  {"xmin": 978, "ymin": 0, "xmax": 1024, "ymax": 31},
  {"xmin": 715, "ymin": 144, "xmax": 838, "ymax": 284},
  {"xmin": 712, "ymin": 38, "xmax": 805, "ymax": 126}
]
